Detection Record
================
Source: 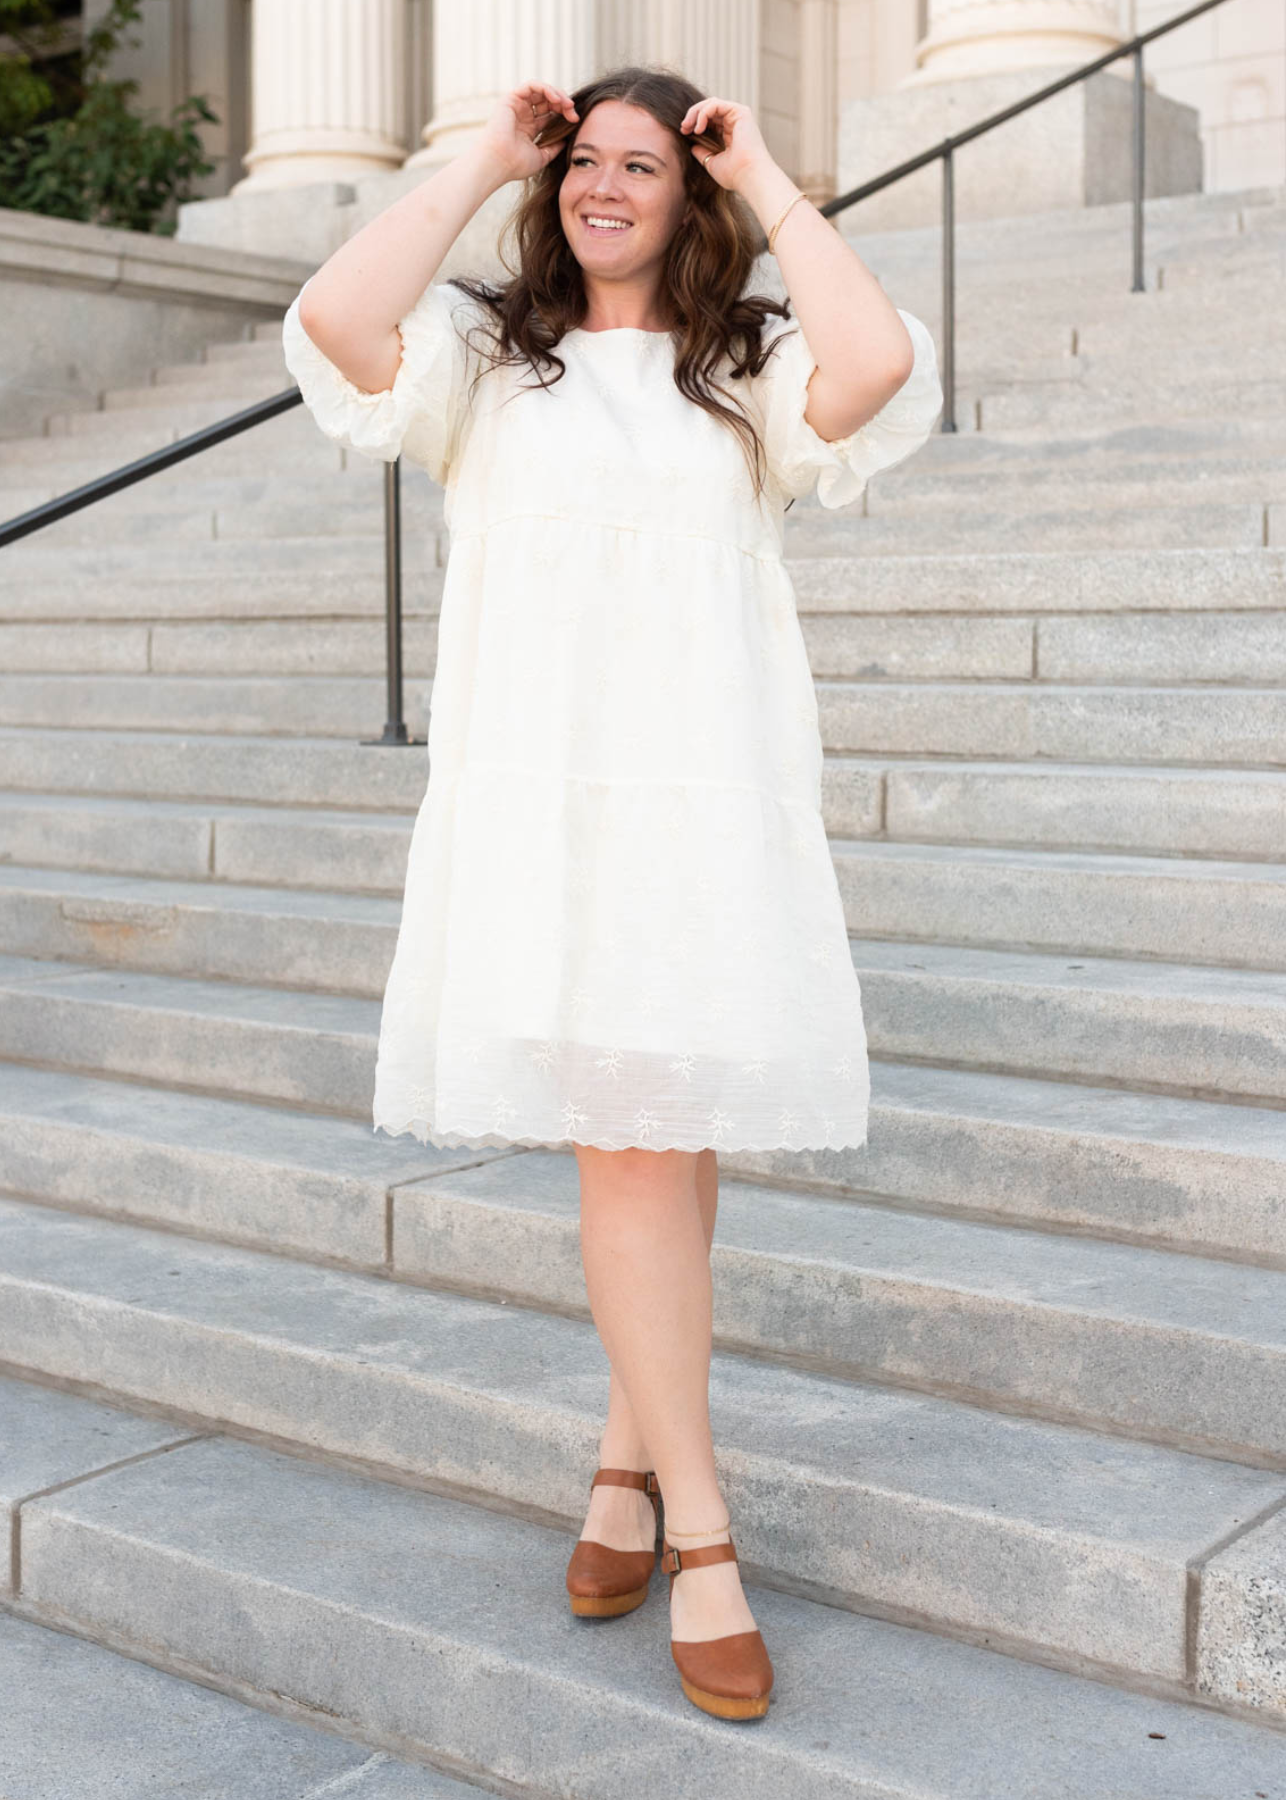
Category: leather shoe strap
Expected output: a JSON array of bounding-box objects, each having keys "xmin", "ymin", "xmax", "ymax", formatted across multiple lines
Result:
[{"xmin": 662, "ymin": 1538, "xmax": 737, "ymax": 1576}]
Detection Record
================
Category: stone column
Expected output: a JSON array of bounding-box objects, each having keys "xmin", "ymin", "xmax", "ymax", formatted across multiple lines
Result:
[
  {"xmin": 407, "ymin": 0, "xmax": 760, "ymax": 170},
  {"xmin": 797, "ymin": 0, "xmax": 838, "ymax": 203},
  {"xmin": 407, "ymin": 0, "xmax": 598, "ymax": 168},
  {"xmin": 233, "ymin": 0, "xmax": 408, "ymax": 192},
  {"xmin": 904, "ymin": 0, "xmax": 1124, "ymax": 86}
]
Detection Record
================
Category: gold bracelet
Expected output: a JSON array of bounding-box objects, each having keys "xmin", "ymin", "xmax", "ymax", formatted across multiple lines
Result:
[
  {"xmin": 665, "ymin": 1517, "xmax": 732, "ymax": 1539},
  {"xmin": 767, "ymin": 190, "xmax": 807, "ymax": 255}
]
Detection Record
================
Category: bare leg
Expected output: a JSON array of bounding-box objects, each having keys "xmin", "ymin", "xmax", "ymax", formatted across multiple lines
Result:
[{"xmin": 574, "ymin": 1142, "xmax": 757, "ymax": 1641}]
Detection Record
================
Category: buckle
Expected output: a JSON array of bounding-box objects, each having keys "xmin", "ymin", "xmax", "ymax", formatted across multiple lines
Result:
[
  {"xmin": 663, "ymin": 1545, "xmax": 681, "ymax": 1574},
  {"xmin": 644, "ymin": 1471, "xmax": 659, "ymax": 1497}
]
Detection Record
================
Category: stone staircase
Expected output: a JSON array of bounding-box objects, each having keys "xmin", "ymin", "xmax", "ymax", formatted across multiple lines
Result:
[{"xmin": 2, "ymin": 181, "xmax": 1286, "ymax": 1796}]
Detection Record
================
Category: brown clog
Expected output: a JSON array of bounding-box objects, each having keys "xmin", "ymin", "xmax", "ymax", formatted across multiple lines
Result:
[
  {"xmin": 566, "ymin": 1467, "xmax": 663, "ymax": 1617},
  {"xmin": 662, "ymin": 1536, "xmax": 773, "ymax": 1719}
]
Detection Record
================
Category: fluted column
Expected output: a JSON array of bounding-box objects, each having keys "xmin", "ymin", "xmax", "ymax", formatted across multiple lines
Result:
[
  {"xmin": 796, "ymin": 0, "xmax": 837, "ymax": 203},
  {"xmin": 904, "ymin": 0, "xmax": 1124, "ymax": 85},
  {"xmin": 407, "ymin": 0, "xmax": 597, "ymax": 168},
  {"xmin": 233, "ymin": 0, "xmax": 408, "ymax": 192},
  {"xmin": 408, "ymin": 0, "xmax": 760, "ymax": 169}
]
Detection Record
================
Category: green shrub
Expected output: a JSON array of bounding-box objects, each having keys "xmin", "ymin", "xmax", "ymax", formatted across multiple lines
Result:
[{"xmin": 0, "ymin": 0, "xmax": 220, "ymax": 234}]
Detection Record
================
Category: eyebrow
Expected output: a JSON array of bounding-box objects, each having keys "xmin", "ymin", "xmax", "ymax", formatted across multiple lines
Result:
[{"xmin": 572, "ymin": 142, "xmax": 667, "ymax": 164}]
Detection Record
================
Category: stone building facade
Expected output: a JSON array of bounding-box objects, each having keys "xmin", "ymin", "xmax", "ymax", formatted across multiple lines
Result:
[{"xmin": 74, "ymin": 0, "xmax": 1281, "ymax": 209}]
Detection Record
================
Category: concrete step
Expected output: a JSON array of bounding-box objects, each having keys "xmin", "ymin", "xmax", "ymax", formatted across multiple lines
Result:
[
  {"xmin": 816, "ymin": 680, "xmax": 1286, "ymax": 764},
  {"xmin": 824, "ymin": 753, "xmax": 1286, "ymax": 859},
  {"xmin": 44, "ymin": 394, "xmax": 299, "ymax": 441},
  {"xmin": 16, "ymin": 1382, "xmax": 1285, "ymax": 1795},
  {"xmin": 869, "ymin": 455, "xmax": 1286, "ymax": 515},
  {"xmin": 833, "ymin": 837, "xmax": 1286, "ymax": 971},
  {"xmin": 5, "ymin": 1205, "xmax": 1286, "ymax": 1662},
  {"xmin": 0, "ymin": 721, "xmax": 1282, "ymax": 856},
  {"xmin": 6, "ymin": 600, "xmax": 1284, "ymax": 687},
  {"xmin": 0, "ymin": 414, "xmax": 339, "ymax": 477},
  {"xmin": 10, "ymin": 486, "xmax": 1268, "ymax": 554},
  {"xmin": 0, "ymin": 791, "xmax": 417, "ymax": 890},
  {"xmin": 5, "ymin": 695, "xmax": 1286, "ymax": 838},
  {"xmin": 5, "ymin": 601, "xmax": 1282, "ymax": 688},
  {"xmin": 0, "ymin": 491, "xmax": 443, "ymax": 549},
  {"xmin": 0, "ymin": 1608, "xmax": 479, "ymax": 1799},
  {"xmin": 3, "ymin": 673, "xmax": 1285, "ymax": 766},
  {"xmin": 3, "ymin": 1037, "xmax": 1281, "ymax": 1272},
  {"xmin": 1, "ymin": 532, "xmax": 441, "ymax": 579},
  {"xmin": 102, "ymin": 375, "xmax": 291, "ymax": 411},
  {"xmin": 787, "ymin": 545, "xmax": 1286, "ymax": 618},
  {"xmin": 980, "ymin": 375, "xmax": 1286, "ymax": 434},
  {"xmin": 2, "ymin": 838, "xmax": 1283, "ymax": 1096},
  {"xmin": 803, "ymin": 606, "xmax": 1286, "ymax": 684},
  {"xmin": 0, "ymin": 614, "xmax": 440, "ymax": 675},
  {"xmin": 5, "ymin": 545, "xmax": 1282, "ymax": 628},
  {"xmin": 849, "ymin": 935, "xmax": 1286, "ymax": 1104},
  {"xmin": 794, "ymin": 499, "xmax": 1268, "ymax": 554},
  {"xmin": 0, "ymin": 673, "xmax": 433, "ymax": 740},
  {"xmin": 0, "ymin": 566, "xmax": 444, "ymax": 621},
  {"xmin": 2, "ymin": 768, "xmax": 1281, "ymax": 965}
]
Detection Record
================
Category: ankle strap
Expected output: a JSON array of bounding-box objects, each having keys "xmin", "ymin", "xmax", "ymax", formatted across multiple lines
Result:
[
  {"xmin": 592, "ymin": 1467, "xmax": 659, "ymax": 1497},
  {"xmin": 662, "ymin": 1538, "xmax": 736, "ymax": 1576}
]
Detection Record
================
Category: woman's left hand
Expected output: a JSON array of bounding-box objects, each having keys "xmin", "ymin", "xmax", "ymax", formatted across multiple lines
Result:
[{"xmin": 679, "ymin": 97, "xmax": 774, "ymax": 194}]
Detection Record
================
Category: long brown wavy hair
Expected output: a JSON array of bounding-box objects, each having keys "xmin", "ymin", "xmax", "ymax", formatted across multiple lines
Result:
[{"xmin": 447, "ymin": 65, "xmax": 797, "ymax": 502}]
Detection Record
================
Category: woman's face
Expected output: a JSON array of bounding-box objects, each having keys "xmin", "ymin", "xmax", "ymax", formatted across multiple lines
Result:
[{"xmin": 559, "ymin": 100, "xmax": 688, "ymax": 284}]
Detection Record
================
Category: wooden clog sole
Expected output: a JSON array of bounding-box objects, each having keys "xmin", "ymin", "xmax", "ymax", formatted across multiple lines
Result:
[
  {"xmin": 568, "ymin": 1583, "xmax": 650, "ymax": 1617},
  {"xmin": 677, "ymin": 1674, "xmax": 771, "ymax": 1719}
]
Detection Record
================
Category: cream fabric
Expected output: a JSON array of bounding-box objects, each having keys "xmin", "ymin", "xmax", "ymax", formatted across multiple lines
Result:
[{"xmin": 283, "ymin": 280, "xmax": 943, "ymax": 1152}]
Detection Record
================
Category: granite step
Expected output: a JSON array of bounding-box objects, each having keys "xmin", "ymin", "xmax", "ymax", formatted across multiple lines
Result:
[
  {"xmin": 1, "ymin": 715, "xmax": 1283, "ymax": 849},
  {"xmin": 0, "ymin": 1609, "xmax": 483, "ymax": 1800},
  {"xmin": 5, "ymin": 601, "xmax": 1283, "ymax": 686},
  {"xmin": 2, "ymin": 1045, "xmax": 1280, "ymax": 1271},
  {"xmin": 15, "ymin": 1380, "xmax": 1286, "ymax": 1793},
  {"xmin": 3, "ymin": 1206, "xmax": 1285, "ymax": 1659},
  {"xmin": 3, "ymin": 674, "xmax": 1286, "ymax": 762}
]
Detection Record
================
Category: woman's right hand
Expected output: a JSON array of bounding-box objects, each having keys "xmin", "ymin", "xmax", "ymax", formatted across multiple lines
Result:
[{"xmin": 474, "ymin": 81, "xmax": 580, "ymax": 184}]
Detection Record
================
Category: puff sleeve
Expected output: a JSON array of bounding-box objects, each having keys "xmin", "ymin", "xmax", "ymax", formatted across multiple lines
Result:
[
  {"xmin": 752, "ymin": 308, "xmax": 943, "ymax": 509},
  {"xmin": 281, "ymin": 276, "xmax": 481, "ymax": 484}
]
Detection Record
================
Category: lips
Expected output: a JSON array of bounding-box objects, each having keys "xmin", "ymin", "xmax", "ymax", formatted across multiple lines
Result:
[{"xmin": 581, "ymin": 214, "xmax": 633, "ymax": 235}]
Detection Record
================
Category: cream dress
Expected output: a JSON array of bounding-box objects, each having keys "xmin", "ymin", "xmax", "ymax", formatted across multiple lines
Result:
[{"xmin": 282, "ymin": 278, "xmax": 943, "ymax": 1154}]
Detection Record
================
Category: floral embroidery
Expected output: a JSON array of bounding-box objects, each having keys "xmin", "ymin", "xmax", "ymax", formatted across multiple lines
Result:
[
  {"xmin": 561, "ymin": 1098, "xmax": 590, "ymax": 1134},
  {"xmin": 530, "ymin": 1040, "xmax": 557, "ymax": 1071},
  {"xmin": 595, "ymin": 1046, "xmax": 623, "ymax": 1079},
  {"xmin": 707, "ymin": 1109, "xmax": 734, "ymax": 1144},
  {"xmin": 634, "ymin": 1106, "xmax": 658, "ymax": 1139},
  {"xmin": 742, "ymin": 1059, "xmax": 767, "ymax": 1082},
  {"xmin": 668, "ymin": 1051, "xmax": 696, "ymax": 1082}
]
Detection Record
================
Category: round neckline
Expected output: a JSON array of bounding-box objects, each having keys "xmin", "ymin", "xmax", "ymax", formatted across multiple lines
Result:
[{"xmin": 569, "ymin": 325, "xmax": 672, "ymax": 337}]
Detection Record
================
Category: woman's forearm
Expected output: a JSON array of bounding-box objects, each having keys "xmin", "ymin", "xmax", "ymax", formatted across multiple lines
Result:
[
  {"xmin": 297, "ymin": 144, "xmax": 515, "ymax": 394},
  {"xmin": 738, "ymin": 163, "xmax": 914, "ymax": 443}
]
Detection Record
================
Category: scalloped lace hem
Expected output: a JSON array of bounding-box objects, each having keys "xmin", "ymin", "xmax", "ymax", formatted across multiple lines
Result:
[{"xmin": 372, "ymin": 1114, "xmax": 868, "ymax": 1155}]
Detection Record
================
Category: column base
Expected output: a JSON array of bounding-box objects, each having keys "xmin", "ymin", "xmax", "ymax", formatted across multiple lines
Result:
[
  {"xmin": 836, "ymin": 64, "xmax": 1203, "ymax": 233},
  {"xmin": 177, "ymin": 167, "xmax": 520, "ymax": 278}
]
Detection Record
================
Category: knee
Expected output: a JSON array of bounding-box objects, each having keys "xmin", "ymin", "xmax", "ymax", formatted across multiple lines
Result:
[{"xmin": 575, "ymin": 1143, "xmax": 699, "ymax": 1195}]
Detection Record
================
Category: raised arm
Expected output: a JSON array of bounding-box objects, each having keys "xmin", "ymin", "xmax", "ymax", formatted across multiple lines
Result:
[
  {"xmin": 680, "ymin": 96, "xmax": 915, "ymax": 445},
  {"xmin": 297, "ymin": 80, "xmax": 581, "ymax": 396}
]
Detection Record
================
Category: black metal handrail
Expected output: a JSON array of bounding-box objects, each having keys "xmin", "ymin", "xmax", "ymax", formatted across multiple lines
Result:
[
  {"xmin": 816, "ymin": 0, "xmax": 1237, "ymax": 431},
  {"xmin": 0, "ymin": 386, "xmax": 420, "ymax": 746},
  {"xmin": 0, "ymin": 0, "xmax": 1252, "ymax": 740}
]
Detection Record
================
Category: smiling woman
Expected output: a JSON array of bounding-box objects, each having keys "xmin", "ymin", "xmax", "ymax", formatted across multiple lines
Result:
[{"xmin": 281, "ymin": 60, "xmax": 941, "ymax": 1726}]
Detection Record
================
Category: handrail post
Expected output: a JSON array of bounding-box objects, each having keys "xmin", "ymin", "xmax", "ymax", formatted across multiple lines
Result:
[
  {"xmin": 941, "ymin": 141, "xmax": 957, "ymax": 432},
  {"xmin": 362, "ymin": 454, "xmax": 423, "ymax": 746},
  {"xmin": 1131, "ymin": 42, "xmax": 1146, "ymax": 292}
]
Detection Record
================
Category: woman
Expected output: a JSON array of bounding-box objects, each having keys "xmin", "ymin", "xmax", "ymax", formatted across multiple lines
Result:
[{"xmin": 283, "ymin": 64, "xmax": 942, "ymax": 1723}]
